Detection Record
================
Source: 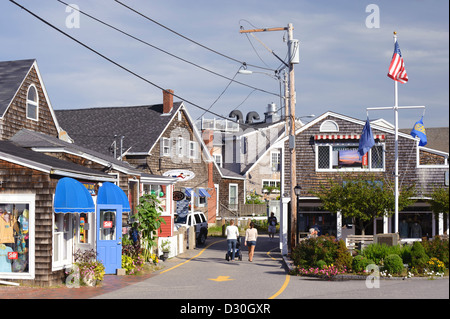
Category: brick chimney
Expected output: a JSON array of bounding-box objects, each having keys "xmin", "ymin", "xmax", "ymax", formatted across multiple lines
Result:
[{"xmin": 163, "ymin": 89, "xmax": 174, "ymax": 114}]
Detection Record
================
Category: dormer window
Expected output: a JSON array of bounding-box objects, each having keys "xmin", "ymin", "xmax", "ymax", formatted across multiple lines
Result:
[{"xmin": 26, "ymin": 85, "xmax": 38, "ymax": 120}]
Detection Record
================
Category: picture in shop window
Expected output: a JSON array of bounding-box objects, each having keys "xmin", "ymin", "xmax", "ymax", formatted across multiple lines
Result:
[{"xmin": 0, "ymin": 204, "xmax": 29, "ymax": 273}]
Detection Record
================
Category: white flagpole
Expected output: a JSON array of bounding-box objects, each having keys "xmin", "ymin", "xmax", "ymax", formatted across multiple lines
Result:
[
  {"xmin": 393, "ymin": 31, "xmax": 399, "ymax": 234},
  {"xmin": 366, "ymin": 31, "xmax": 425, "ymax": 236}
]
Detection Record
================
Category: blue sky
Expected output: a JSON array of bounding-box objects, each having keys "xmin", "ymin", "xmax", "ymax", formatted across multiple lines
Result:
[{"xmin": 1, "ymin": 0, "xmax": 448, "ymax": 128}]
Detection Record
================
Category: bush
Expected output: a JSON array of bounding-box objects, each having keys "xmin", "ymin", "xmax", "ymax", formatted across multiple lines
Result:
[
  {"xmin": 383, "ymin": 254, "xmax": 404, "ymax": 275},
  {"xmin": 335, "ymin": 239, "xmax": 353, "ymax": 271},
  {"xmin": 410, "ymin": 241, "xmax": 429, "ymax": 273},
  {"xmin": 352, "ymin": 255, "xmax": 374, "ymax": 273},
  {"xmin": 291, "ymin": 236, "xmax": 339, "ymax": 268},
  {"xmin": 362, "ymin": 243, "xmax": 403, "ymax": 265},
  {"xmin": 422, "ymin": 237, "xmax": 449, "ymax": 268}
]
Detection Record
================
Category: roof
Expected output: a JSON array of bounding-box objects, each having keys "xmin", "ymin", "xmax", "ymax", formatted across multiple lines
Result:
[
  {"xmin": 10, "ymin": 128, "xmax": 142, "ymax": 175},
  {"xmin": 0, "ymin": 59, "xmax": 35, "ymax": 116},
  {"xmin": 0, "ymin": 140, "xmax": 114, "ymax": 181},
  {"xmin": 400, "ymin": 127, "xmax": 449, "ymax": 153},
  {"xmin": 55, "ymin": 102, "xmax": 183, "ymax": 156}
]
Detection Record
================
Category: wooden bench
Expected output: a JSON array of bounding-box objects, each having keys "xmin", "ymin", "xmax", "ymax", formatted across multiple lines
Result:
[{"xmin": 345, "ymin": 235, "xmax": 374, "ymax": 252}]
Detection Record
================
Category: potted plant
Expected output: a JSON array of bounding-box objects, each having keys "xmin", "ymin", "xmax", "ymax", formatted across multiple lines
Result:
[{"xmin": 161, "ymin": 240, "xmax": 170, "ymax": 261}]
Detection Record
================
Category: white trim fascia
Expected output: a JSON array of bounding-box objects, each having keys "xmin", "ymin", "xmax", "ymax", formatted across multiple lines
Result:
[
  {"xmin": 30, "ymin": 147, "xmax": 141, "ymax": 175},
  {"xmin": 50, "ymin": 169, "xmax": 116, "ymax": 182},
  {"xmin": 0, "ymin": 152, "xmax": 51, "ymax": 174}
]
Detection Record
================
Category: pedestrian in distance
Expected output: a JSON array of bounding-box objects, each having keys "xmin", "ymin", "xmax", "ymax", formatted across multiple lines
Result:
[
  {"xmin": 267, "ymin": 212, "xmax": 277, "ymax": 240},
  {"xmin": 225, "ymin": 219, "xmax": 239, "ymax": 261},
  {"xmin": 245, "ymin": 222, "xmax": 258, "ymax": 262}
]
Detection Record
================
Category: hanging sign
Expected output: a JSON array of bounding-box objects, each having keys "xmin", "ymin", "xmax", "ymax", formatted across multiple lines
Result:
[
  {"xmin": 103, "ymin": 221, "xmax": 113, "ymax": 229},
  {"xmin": 162, "ymin": 170, "xmax": 195, "ymax": 181},
  {"xmin": 173, "ymin": 191, "xmax": 185, "ymax": 201}
]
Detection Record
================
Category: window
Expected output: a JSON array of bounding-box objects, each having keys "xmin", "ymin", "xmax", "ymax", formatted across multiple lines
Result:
[
  {"xmin": 270, "ymin": 151, "xmax": 281, "ymax": 172},
  {"xmin": 316, "ymin": 143, "xmax": 384, "ymax": 171},
  {"xmin": 229, "ymin": 184, "xmax": 238, "ymax": 211},
  {"xmin": 0, "ymin": 195, "xmax": 35, "ymax": 280},
  {"xmin": 177, "ymin": 137, "xmax": 185, "ymax": 157},
  {"xmin": 214, "ymin": 154, "xmax": 222, "ymax": 167},
  {"xmin": 189, "ymin": 141, "xmax": 198, "ymax": 159},
  {"xmin": 53, "ymin": 213, "xmax": 73, "ymax": 269},
  {"xmin": 26, "ymin": 85, "xmax": 38, "ymax": 120},
  {"xmin": 161, "ymin": 138, "xmax": 170, "ymax": 156}
]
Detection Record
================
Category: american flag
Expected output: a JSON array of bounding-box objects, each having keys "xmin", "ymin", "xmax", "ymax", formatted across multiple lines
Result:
[{"xmin": 387, "ymin": 41, "xmax": 408, "ymax": 83}]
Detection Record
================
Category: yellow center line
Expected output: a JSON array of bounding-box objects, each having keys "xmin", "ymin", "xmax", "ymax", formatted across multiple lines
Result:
[
  {"xmin": 159, "ymin": 239, "xmax": 225, "ymax": 274},
  {"xmin": 267, "ymin": 247, "xmax": 291, "ymax": 299}
]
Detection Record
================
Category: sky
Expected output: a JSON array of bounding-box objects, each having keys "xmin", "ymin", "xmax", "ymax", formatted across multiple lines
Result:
[{"xmin": 1, "ymin": 0, "xmax": 448, "ymax": 129}]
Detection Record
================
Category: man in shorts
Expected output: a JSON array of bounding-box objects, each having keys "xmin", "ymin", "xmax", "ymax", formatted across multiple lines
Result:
[{"xmin": 267, "ymin": 212, "xmax": 277, "ymax": 239}]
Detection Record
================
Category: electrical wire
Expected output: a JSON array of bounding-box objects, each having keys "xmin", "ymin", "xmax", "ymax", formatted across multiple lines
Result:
[
  {"xmin": 114, "ymin": 0, "xmax": 276, "ymax": 72},
  {"xmin": 56, "ymin": 0, "xmax": 279, "ymax": 98},
  {"xmin": 9, "ymin": 0, "xmax": 257, "ymax": 129}
]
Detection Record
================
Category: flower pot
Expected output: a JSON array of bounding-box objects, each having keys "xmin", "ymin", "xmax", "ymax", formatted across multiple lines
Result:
[{"xmin": 162, "ymin": 251, "xmax": 169, "ymax": 261}]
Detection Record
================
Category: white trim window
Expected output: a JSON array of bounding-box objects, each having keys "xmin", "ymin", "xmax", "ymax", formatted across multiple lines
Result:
[
  {"xmin": 189, "ymin": 141, "xmax": 199, "ymax": 159},
  {"xmin": 177, "ymin": 137, "xmax": 185, "ymax": 157},
  {"xmin": 229, "ymin": 184, "xmax": 238, "ymax": 211},
  {"xmin": 53, "ymin": 213, "xmax": 73, "ymax": 270},
  {"xmin": 213, "ymin": 154, "xmax": 223, "ymax": 167},
  {"xmin": 270, "ymin": 151, "xmax": 281, "ymax": 172},
  {"xmin": 161, "ymin": 138, "xmax": 171, "ymax": 156},
  {"xmin": 0, "ymin": 194, "xmax": 35, "ymax": 280},
  {"xmin": 26, "ymin": 84, "xmax": 39, "ymax": 121},
  {"xmin": 316, "ymin": 143, "xmax": 385, "ymax": 171}
]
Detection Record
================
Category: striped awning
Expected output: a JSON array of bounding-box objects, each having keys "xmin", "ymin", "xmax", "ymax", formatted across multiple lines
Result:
[
  {"xmin": 198, "ymin": 188, "xmax": 211, "ymax": 198},
  {"xmin": 314, "ymin": 134, "xmax": 385, "ymax": 140}
]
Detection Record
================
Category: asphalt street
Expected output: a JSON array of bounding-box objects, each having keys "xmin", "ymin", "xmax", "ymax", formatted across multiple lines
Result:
[{"xmin": 93, "ymin": 234, "xmax": 449, "ymax": 300}]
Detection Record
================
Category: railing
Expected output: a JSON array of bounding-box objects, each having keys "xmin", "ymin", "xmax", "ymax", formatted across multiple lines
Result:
[{"xmin": 218, "ymin": 203, "xmax": 267, "ymax": 218}]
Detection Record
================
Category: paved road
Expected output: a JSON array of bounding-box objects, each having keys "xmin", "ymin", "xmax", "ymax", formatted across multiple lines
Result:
[{"xmin": 94, "ymin": 234, "xmax": 449, "ymax": 300}]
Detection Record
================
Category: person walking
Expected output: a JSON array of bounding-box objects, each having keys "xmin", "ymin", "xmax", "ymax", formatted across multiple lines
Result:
[
  {"xmin": 245, "ymin": 222, "xmax": 258, "ymax": 262},
  {"xmin": 267, "ymin": 212, "xmax": 277, "ymax": 239},
  {"xmin": 225, "ymin": 219, "xmax": 239, "ymax": 261}
]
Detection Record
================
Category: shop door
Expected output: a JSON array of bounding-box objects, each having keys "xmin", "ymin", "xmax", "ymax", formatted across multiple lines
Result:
[{"xmin": 96, "ymin": 205, "xmax": 122, "ymax": 274}]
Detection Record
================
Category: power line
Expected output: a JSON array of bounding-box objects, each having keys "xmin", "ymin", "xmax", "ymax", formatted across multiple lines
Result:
[
  {"xmin": 9, "ymin": 0, "xmax": 257, "ymax": 128},
  {"xmin": 114, "ymin": 0, "xmax": 276, "ymax": 72},
  {"xmin": 57, "ymin": 0, "xmax": 279, "ymax": 97}
]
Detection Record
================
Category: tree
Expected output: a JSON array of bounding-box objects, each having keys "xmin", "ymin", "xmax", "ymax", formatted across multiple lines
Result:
[
  {"xmin": 312, "ymin": 174, "xmax": 416, "ymax": 235},
  {"xmin": 430, "ymin": 187, "xmax": 449, "ymax": 218},
  {"xmin": 133, "ymin": 193, "xmax": 166, "ymax": 262}
]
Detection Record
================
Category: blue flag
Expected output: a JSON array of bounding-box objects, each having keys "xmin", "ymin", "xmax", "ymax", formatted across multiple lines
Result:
[
  {"xmin": 410, "ymin": 116, "xmax": 427, "ymax": 146},
  {"xmin": 358, "ymin": 117, "xmax": 375, "ymax": 158}
]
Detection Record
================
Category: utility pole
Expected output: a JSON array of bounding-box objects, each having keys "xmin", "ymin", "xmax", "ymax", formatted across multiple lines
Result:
[{"xmin": 240, "ymin": 23, "xmax": 299, "ymax": 251}]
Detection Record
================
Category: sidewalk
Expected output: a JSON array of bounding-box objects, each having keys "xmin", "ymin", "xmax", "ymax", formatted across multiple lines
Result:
[{"xmin": 0, "ymin": 238, "xmax": 222, "ymax": 299}]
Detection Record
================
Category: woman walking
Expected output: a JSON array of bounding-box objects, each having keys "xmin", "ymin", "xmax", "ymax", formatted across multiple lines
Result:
[
  {"xmin": 245, "ymin": 222, "xmax": 258, "ymax": 262},
  {"xmin": 225, "ymin": 219, "xmax": 239, "ymax": 261}
]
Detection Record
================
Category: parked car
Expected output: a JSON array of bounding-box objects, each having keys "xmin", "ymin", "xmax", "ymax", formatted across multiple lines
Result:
[{"xmin": 174, "ymin": 211, "xmax": 208, "ymax": 245}]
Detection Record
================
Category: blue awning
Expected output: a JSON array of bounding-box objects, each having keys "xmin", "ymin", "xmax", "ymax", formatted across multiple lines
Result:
[
  {"xmin": 54, "ymin": 177, "xmax": 95, "ymax": 213},
  {"xmin": 184, "ymin": 187, "xmax": 198, "ymax": 198},
  {"xmin": 97, "ymin": 182, "xmax": 131, "ymax": 212},
  {"xmin": 198, "ymin": 188, "xmax": 211, "ymax": 198}
]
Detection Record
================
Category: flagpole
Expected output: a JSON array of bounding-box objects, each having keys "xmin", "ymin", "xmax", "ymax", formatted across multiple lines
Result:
[
  {"xmin": 366, "ymin": 31, "xmax": 425, "ymax": 236},
  {"xmin": 393, "ymin": 31, "xmax": 399, "ymax": 234}
]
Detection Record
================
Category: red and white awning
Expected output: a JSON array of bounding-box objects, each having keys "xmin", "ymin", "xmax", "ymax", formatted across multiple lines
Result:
[{"xmin": 314, "ymin": 134, "xmax": 385, "ymax": 140}]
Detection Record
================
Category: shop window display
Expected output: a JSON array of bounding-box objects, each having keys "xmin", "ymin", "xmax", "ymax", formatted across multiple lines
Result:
[{"xmin": 0, "ymin": 204, "xmax": 30, "ymax": 274}]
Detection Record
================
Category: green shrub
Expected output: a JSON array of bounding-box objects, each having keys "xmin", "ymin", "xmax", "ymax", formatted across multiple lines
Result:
[
  {"xmin": 362, "ymin": 243, "xmax": 404, "ymax": 265},
  {"xmin": 422, "ymin": 237, "xmax": 449, "ymax": 268},
  {"xmin": 316, "ymin": 260, "xmax": 327, "ymax": 269},
  {"xmin": 383, "ymin": 254, "xmax": 404, "ymax": 275},
  {"xmin": 352, "ymin": 255, "xmax": 374, "ymax": 273},
  {"xmin": 291, "ymin": 236, "xmax": 339, "ymax": 268},
  {"xmin": 335, "ymin": 239, "xmax": 353, "ymax": 271},
  {"xmin": 410, "ymin": 241, "xmax": 429, "ymax": 272}
]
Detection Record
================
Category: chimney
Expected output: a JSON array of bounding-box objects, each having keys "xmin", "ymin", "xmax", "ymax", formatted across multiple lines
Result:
[{"xmin": 163, "ymin": 89, "xmax": 174, "ymax": 114}]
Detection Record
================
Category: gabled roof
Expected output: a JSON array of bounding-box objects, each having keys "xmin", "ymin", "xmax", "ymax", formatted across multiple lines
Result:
[
  {"xmin": 0, "ymin": 140, "xmax": 115, "ymax": 181},
  {"xmin": 0, "ymin": 59, "xmax": 35, "ymax": 116},
  {"xmin": 10, "ymin": 128, "xmax": 142, "ymax": 175},
  {"xmin": 55, "ymin": 102, "xmax": 183, "ymax": 156}
]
